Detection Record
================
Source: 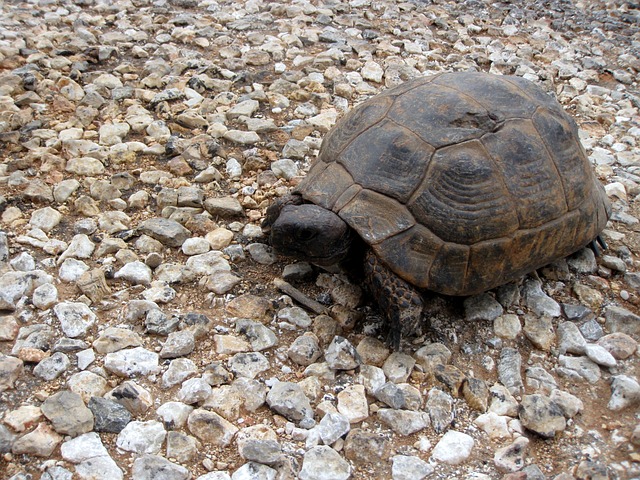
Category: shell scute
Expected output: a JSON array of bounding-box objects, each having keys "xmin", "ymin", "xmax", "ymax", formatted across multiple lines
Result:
[
  {"xmin": 532, "ymin": 108, "xmax": 591, "ymax": 210},
  {"xmin": 318, "ymin": 95, "xmax": 394, "ymax": 162},
  {"xmin": 373, "ymin": 224, "xmax": 443, "ymax": 289},
  {"xmin": 408, "ymin": 140, "xmax": 519, "ymax": 244},
  {"xmin": 296, "ymin": 162, "xmax": 353, "ymax": 211},
  {"xmin": 427, "ymin": 242, "xmax": 470, "ymax": 294},
  {"xmin": 339, "ymin": 189, "xmax": 415, "ymax": 245},
  {"xmin": 481, "ymin": 119, "xmax": 568, "ymax": 228},
  {"xmin": 433, "ymin": 72, "xmax": 538, "ymax": 119},
  {"xmin": 388, "ymin": 83, "xmax": 500, "ymax": 148},
  {"xmin": 338, "ymin": 119, "xmax": 434, "ymax": 203}
]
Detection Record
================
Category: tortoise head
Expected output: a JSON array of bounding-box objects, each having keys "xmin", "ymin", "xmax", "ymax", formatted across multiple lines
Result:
[{"xmin": 262, "ymin": 196, "xmax": 353, "ymax": 266}]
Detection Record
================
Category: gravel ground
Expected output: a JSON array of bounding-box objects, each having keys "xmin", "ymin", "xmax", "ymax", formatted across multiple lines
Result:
[{"xmin": 0, "ymin": 0, "xmax": 639, "ymax": 479}]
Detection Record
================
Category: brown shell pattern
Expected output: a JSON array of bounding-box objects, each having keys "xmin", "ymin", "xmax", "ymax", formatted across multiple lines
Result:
[{"xmin": 296, "ymin": 72, "xmax": 611, "ymax": 296}]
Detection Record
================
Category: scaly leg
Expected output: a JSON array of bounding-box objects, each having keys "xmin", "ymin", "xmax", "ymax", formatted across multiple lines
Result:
[{"xmin": 363, "ymin": 250, "xmax": 424, "ymax": 349}]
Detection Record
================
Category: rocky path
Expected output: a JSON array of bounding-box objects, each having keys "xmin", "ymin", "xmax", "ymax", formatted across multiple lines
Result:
[{"xmin": 0, "ymin": 0, "xmax": 639, "ymax": 479}]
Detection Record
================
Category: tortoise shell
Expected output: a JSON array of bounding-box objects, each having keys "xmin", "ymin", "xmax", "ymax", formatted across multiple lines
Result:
[{"xmin": 295, "ymin": 72, "xmax": 611, "ymax": 296}]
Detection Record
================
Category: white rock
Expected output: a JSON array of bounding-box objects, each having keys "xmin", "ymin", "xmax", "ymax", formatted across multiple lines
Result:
[
  {"xmin": 29, "ymin": 207, "xmax": 62, "ymax": 233},
  {"xmin": 114, "ymin": 261, "xmax": 153, "ymax": 285},
  {"xmin": 585, "ymin": 343, "xmax": 617, "ymax": 368},
  {"xmin": 32, "ymin": 283, "xmax": 58, "ymax": 310},
  {"xmin": 116, "ymin": 420, "xmax": 166, "ymax": 454},
  {"xmin": 337, "ymin": 385, "xmax": 368, "ymax": 423},
  {"xmin": 182, "ymin": 237, "xmax": 211, "ymax": 256},
  {"xmin": 104, "ymin": 347, "xmax": 160, "ymax": 377},
  {"xmin": 608, "ymin": 375, "xmax": 640, "ymax": 411},
  {"xmin": 58, "ymin": 234, "xmax": 95, "ymax": 264},
  {"xmin": 65, "ymin": 157, "xmax": 106, "ymax": 175},
  {"xmin": 474, "ymin": 412, "xmax": 511, "ymax": 439},
  {"xmin": 185, "ymin": 251, "xmax": 231, "ymax": 275},
  {"xmin": 156, "ymin": 401, "xmax": 194, "ymax": 429},
  {"xmin": 361, "ymin": 60, "xmax": 384, "ymax": 83},
  {"xmin": 99, "ymin": 122, "xmax": 130, "ymax": 145},
  {"xmin": 76, "ymin": 348, "xmax": 95, "ymax": 370},
  {"xmin": 53, "ymin": 302, "xmax": 97, "ymax": 338},
  {"xmin": 59, "ymin": 258, "xmax": 90, "ymax": 282},
  {"xmin": 61, "ymin": 432, "xmax": 109, "ymax": 463},
  {"xmin": 431, "ymin": 430, "xmax": 475, "ymax": 465}
]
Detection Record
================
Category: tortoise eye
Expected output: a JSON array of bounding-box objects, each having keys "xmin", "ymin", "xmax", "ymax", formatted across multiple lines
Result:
[{"xmin": 297, "ymin": 228, "xmax": 316, "ymax": 242}]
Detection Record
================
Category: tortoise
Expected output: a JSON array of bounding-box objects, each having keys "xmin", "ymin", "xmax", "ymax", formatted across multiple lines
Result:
[{"xmin": 262, "ymin": 71, "xmax": 611, "ymax": 347}]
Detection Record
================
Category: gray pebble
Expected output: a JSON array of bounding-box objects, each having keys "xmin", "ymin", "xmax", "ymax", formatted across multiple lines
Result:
[
  {"xmin": 138, "ymin": 218, "xmax": 191, "ymax": 247},
  {"xmin": 426, "ymin": 388, "xmax": 454, "ymax": 433},
  {"xmin": 288, "ymin": 334, "xmax": 322, "ymax": 366},
  {"xmin": 316, "ymin": 412, "xmax": 350, "ymax": 445},
  {"xmin": 298, "ymin": 445, "xmax": 351, "ymax": 480},
  {"xmin": 236, "ymin": 319, "xmax": 278, "ymax": 351},
  {"xmin": 178, "ymin": 377, "xmax": 212, "ymax": 405},
  {"xmin": 204, "ymin": 196, "xmax": 244, "ymax": 217},
  {"xmin": 282, "ymin": 262, "xmax": 314, "ymax": 282},
  {"xmin": 557, "ymin": 321, "xmax": 587, "ymax": 355},
  {"xmin": 382, "ymin": 352, "xmax": 415, "ymax": 383},
  {"xmin": 146, "ymin": 309, "xmax": 180, "ymax": 336},
  {"xmin": 464, "ymin": 293, "xmax": 503, "ymax": 321},
  {"xmin": 41, "ymin": 390, "xmax": 94, "ymax": 437},
  {"xmin": 605, "ymin": 305, "xmax": 640, "ymax": 336},
  {"xmin": 579, "ymin": 318, "xmax": 605, "ymax": 342},
  {"xmin": 160, "ymin": 330, "xmax": 196, "ymax": 358},
  {"xmin": 377, "ymin": 409, "xmax": 430, "ymax": 436},
  {"xmin": 608, "ymin": 375, "xmax": 640, "ymax": 411},
  {"xmin": 271, "ymin": 159, "xmax": 299, "ymax": 180},
  {"xmin": 88, "ymin": 397, "xmax": 132, "ymax": 433},
  {"xmin": 391, "ymin": 455, "xmax": 434, "ymax": 480},
  {"xmin": 33, "ymin": 352, "xmax": 69, "ymax": 381},
  {"xmin": 567, "ymin": 248, "xmax": 597, "ymax": 273},
  {"xmin": 166, "ymin": 431, "xmax": 199, "ymax": 463},
  {"xmin": 266, "ymin": 381, "xmax": 314, "ymax": 425},
  {"xmin": 325, "ymin": 336, "xmax": 361, "ymax": 370},
  {"xmin": 247, "ymin": 243, "xmax": 276, "ymax": 265},
  {"xmin": 228, "ymin": 352, "xmax": 270, "ymax": 379},
  {"xmin": 557, "ymin": 355, "xmax": 601, "ymax": 383},
  {"xmin": 131, "ymin": 454, "xmax": 190, "ymax": 480},
  {"xmin": 278, "ymin": 306, "xmax": 312, "ymax": 328},
  {"xmin": 205, "ymin": 271, "xmax": 242, "ymax": 294},
  {"xmin": 519, "ymin": 394, "xmax": 566, "ymax": 438},
  {"xmin": 231, "ymin": 462, "xmax": 276, "ymax": 480},
  {"xmin": 498, "ymin": 348, "xmax": 524, "ymax": 395},
  {"xmin": 522, "ymin": 279, "xmax": 561, "ymax": 317},
  {"xmin": 238, "ymin": 437, "xmax": 282, "ymax": 465}
]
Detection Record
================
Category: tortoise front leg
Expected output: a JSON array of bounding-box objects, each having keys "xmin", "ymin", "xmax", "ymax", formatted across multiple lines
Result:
[{"xmin": 363, "ymin": 250, "xmax": 424, "ymax": 349}]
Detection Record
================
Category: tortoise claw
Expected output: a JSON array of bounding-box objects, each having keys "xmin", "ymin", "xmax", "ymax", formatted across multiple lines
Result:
[
  {"xmin": 385, "ymin": 322, "xmax": 402, "ymax": 351},
  {"xmin": 589, "ymin": 234, "xmax": 608, "ymax": 256}
]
